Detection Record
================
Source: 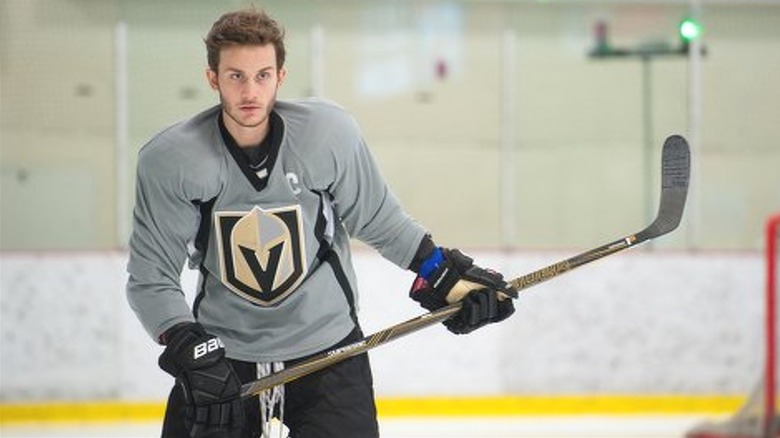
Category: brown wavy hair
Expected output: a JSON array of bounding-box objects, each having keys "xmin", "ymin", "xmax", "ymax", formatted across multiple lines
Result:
[{"xmin": 204, "ymin": 9, "xmax": 286, "ymax": 72}]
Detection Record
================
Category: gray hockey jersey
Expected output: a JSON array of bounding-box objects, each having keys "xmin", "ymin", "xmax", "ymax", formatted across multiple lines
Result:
[{"xmin": 126, "ymin": 98, "xmax": 428, "ymax": 362}]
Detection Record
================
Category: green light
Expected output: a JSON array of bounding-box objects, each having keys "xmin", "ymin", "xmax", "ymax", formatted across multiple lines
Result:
[{"xmin": 679, "ymin": 18, "xmax": 702, "ymax": 42}]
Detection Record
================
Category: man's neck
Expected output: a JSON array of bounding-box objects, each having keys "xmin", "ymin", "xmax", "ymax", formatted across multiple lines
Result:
[{"xmin": 222, "ymin": 112, "xmax": 269, "ymax": 148}]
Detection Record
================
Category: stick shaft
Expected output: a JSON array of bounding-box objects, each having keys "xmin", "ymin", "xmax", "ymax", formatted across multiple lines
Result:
[
  {"xmin": 239, "ymin": 234, "xmax": 637, "ymax": 397},
  {"xmin": 511, "ymin": 235, "xmax": 637, "ymax": 291},
  {"xmin": 241, "ymin": 304, "xmax": 461, "ymax": 397},
  {"xmin": 241, "ymin": 232, "xmax": 649, "ymax": 397}
]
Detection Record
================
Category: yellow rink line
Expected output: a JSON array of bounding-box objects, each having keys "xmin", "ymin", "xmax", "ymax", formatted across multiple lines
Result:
[
  {"xmin": 377, "ymin": 395, "xmax": 743, "ymax": 417},
  {"xmin": 0, "ymin": 395, "xmax": 743, "ymax": 425}
]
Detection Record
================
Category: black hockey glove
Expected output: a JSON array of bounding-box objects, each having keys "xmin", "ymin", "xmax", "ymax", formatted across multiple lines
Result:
[
  {"xmin": 158, "ymin": 322, "xmax": 244, "ymax": 438},
  {"xmin": 409, "ymin": 247, "xmax": 517, "ymax": 334}
]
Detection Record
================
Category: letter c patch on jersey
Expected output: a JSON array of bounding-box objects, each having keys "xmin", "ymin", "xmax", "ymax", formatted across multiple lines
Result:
[{"xmin": 215, "ymin": 205, "xmax": 307, "ymax": 306}]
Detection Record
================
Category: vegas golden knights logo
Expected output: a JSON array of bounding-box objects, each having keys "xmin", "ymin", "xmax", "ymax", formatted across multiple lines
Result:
[{"xmin": 215, "ymin": 205, "xmax": 307, "ymax": 306}]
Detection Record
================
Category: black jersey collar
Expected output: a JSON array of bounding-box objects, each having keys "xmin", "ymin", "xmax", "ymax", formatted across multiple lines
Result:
[{"xmin": 218, "ymin": 110, "xmax": 284, "ymax": 192}]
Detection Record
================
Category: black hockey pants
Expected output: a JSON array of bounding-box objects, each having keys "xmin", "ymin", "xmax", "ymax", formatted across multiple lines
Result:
[{"xmin": 161, "ymin": 327, "xmax": 379, "ymax": 438}]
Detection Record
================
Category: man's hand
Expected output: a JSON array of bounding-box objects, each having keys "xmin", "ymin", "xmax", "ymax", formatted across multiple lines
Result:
[
  {"xmin": 409, "ymin": 247, "xmax": 517, "ymax": 334},
  {"xmin": 159, "ymin": 322, "xmax": 244, "ymax": 438}
]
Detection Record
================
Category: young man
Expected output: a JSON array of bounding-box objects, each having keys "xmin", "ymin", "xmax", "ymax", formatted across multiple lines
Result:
[{"xmin": 126, "ymin": 8, "xmax": 516, "ymax": 438}]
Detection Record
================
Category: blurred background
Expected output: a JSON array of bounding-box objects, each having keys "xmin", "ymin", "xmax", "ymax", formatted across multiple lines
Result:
[
  {"xmin": 1, "ymin": 0, "xmax": 778, "ymax": 436},
  {"xmin": 2, "ymin": 0, "xmax": 777, "ymax": 251}
]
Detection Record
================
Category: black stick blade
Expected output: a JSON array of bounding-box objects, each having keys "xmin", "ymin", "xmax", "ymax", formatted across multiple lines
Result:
[{"xmin": 642, "ymin": 134, "xmax": 691, "ymax": 239}]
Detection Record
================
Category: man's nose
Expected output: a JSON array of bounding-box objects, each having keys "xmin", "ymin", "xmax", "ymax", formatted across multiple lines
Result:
[{"xmin": 241, "ymin": 80, "xmax": 261, "ymax": 99}]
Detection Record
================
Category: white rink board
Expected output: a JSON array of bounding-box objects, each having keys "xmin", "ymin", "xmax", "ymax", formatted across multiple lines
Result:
[{"xmin": 0, "ymin": 249, "xmax": 763, "ymax": 401}]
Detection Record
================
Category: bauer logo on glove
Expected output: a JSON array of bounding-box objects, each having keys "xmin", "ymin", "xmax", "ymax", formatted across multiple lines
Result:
[{"xmin": 193, "ymin": 337, "xmax": 225, "ymax": 360}]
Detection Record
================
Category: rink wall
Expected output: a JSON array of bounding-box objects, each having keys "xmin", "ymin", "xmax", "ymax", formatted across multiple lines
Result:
[{"xmin": 0, "ymin": 248, "xmax": 764, "ymax": 405}]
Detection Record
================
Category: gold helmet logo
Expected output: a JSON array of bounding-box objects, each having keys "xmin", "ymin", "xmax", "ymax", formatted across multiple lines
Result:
[{"xmin": 216, "ymin": 205, "xmax": 306, "ymax": 306}]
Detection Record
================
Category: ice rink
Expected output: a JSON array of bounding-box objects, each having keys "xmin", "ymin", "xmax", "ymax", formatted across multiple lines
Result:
[{"xmin": 0, "ymin": 414, "xmax": 715, "ymax": 438}]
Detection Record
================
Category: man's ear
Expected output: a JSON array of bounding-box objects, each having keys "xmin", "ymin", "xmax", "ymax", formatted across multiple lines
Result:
[
  {"xmin": 206, "ymin": 68, "xmax": 218, "ymax": 90},
  {"xmin": 277, "ymin": 67, "xmax": 287, "ymax": 88}
]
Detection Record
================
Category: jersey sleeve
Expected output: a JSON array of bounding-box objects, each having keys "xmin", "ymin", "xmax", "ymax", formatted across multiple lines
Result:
[
  {"xmin": 325, "ymin": 112, "xmax": 429, "ymax": 269},
  {"xmin": 126, "ymin": 137, "xmax": 201, "ymax": 342}
]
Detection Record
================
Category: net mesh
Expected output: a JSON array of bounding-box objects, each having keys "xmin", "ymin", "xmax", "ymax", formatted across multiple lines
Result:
[{"xmin": 686, "ymin": 213, "xmax": 780, "ymax": 438}]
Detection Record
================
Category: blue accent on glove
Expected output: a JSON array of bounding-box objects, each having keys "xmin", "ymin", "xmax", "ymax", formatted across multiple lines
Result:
[{"xmin": 419, "ymin": 247, "xmax": 444, "ymax": 281}]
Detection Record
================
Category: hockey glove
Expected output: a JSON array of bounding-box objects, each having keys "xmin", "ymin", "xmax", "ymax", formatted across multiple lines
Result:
[
  {"xmin": 409, "ymin": 247, "xmax": 517, "ymax": 334},
  {"xmin": 159, "ymin": 322, "xmax": 244, "ymax": 438}
]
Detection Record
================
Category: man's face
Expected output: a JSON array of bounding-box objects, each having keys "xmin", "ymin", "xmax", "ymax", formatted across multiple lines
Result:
[{"xmin": 207, "ymin": 44, "xmax": 286, "ymax": 140}]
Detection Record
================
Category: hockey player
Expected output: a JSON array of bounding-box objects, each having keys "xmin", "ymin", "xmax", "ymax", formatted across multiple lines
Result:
[{"xmin": 126, "ymin": 8, "xmax": 517, "ymax": 438}]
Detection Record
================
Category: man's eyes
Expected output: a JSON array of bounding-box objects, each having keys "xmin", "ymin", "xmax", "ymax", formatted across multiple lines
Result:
[{"xmin": 227, "ymin": 72, "xmax": 271, "ymax": 81}]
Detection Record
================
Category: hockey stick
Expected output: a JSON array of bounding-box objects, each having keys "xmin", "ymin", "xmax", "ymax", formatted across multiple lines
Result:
[{"xmin": 240, "ymin": 134, "xmax": 690, "ymax": 398}]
